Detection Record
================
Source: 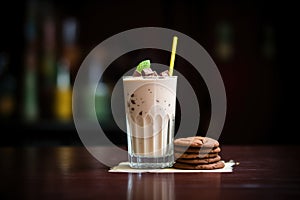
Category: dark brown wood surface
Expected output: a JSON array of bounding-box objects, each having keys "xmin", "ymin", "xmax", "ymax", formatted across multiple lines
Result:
[{"xmin": 1, "ymin": 145, "xmax": 300, "ymax": 199}]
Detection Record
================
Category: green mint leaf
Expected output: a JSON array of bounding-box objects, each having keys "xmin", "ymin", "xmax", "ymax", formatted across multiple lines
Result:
[{"xmin": 136, "ymin": 60, "xmax": 150, "ymax": 73}]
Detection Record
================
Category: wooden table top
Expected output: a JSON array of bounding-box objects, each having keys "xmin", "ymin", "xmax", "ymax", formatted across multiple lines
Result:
[{"xmin": 1, "ymin": 145, "xmax": 300, "ymax": 199}]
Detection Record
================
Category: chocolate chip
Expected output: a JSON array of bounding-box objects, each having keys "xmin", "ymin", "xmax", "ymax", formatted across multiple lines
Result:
[
  {"xmin": 131, "ymin": 108, "xmax": 134, "ymax": 111},
  {"xmin": 131, "ymin": 94, "xmax": 134, "ymax": 97},
  {"xmin": 139, "ymin": 111, "xmax": 143, "ymax": 116},
  {"xmin": 156, "ymin": 100, "xmax": 159, "ymax": 102},
  {"xmin": 131, "ymin": 99, "xmax": 136, "ymax": 104}
]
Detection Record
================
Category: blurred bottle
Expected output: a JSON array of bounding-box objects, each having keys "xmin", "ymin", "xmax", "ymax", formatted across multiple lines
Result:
[
  {"xmin": 23, "ymin": 0, "xmax": 39, "ymax": 122},
  {"xmin": 54, "ymin": 59, "xmax": 72, "ymax": 121},
  {"xmin": 40, "ymin": 4, "xmax": 57, "ymax": 120},
  {"xmin": 0, "ymin": 53, "xmax": 16, "ymax": 120},
  {"xmin": 95, "ymin": 82, "xmax": 110, "ymax": 124},
  {"xmin": 61, "ymin": 17, "xmax": 81, "ymax": 83},
  {"xmin": 261, "ymin": 26, "xmax": 276, "ymax": 61},
  {"xmin": 54, "ymin": 18, "xmax": 80, "ymax": 121},
  {"xmin": 215, "ymin": 21, "xmax": 234, "ymax": 62},
  {"xmin": 88, "ymin": 57, "xmax": 110, "ymax": 125}
]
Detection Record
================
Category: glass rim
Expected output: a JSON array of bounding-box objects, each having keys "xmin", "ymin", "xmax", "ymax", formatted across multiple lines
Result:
[{"xmin": 122, "ymin": 76, "xmax": 177, "ymax": 79}]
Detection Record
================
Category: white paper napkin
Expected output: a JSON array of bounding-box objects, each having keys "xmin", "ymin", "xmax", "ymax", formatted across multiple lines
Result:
[{"xmin": 109, "ymin": 160, "xmax": 236, "ymax": 173}]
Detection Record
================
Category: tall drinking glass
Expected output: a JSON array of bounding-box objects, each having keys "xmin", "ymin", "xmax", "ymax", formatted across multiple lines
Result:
[{"xmin": 123, "ymin": 76, "xmax": 177, "ymax": 168}]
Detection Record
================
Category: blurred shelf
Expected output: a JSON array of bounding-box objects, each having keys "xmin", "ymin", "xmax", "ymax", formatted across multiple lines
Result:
[
  {"xmin": 0, "ymin": 119, "xmax": 127, "ymax": 147},
  {"xmin": 23, "ymin": 120, "xmax": 76, "ymax": 132},
  {"xmin": 1, "ymin": 119, "xmax": 75, "ymax": 132},
  {"xmin": 1, "ymin": 119, "xmax": 78, "ymax": 146}
]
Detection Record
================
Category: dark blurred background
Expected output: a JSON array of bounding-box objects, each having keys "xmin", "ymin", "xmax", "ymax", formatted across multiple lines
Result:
[{"xmin": 0, "ymin": 0, "xmax": 299, "ymax": 146}]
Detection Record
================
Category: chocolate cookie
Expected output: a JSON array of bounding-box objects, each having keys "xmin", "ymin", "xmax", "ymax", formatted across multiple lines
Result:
[
  {"xmin": 176, "ymin": 155, "xmax": 221, "ymax": 164},
  {"xmin": 174, "ymin": 152, "xmax": 219, "ymax": 159},
  {"xmin": 174, "ymin": 136, "xmax": 219, "ymax": 148},
  {"xmin": 174, "ymin": 146, "xmax": 221, "ymax": 154},
  {"xmin": 173, "ymin": 160, "xmax": 225, "ymax": 170}
]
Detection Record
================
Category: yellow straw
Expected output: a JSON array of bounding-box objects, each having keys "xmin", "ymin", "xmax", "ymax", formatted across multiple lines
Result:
[{"xmin": 169, "ymin": 36, "xmax": 178, "ymax": 76}]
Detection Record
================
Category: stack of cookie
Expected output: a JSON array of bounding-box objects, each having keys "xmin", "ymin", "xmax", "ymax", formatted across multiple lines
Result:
[{"xmin": 173, "ymin": 136, "xmax": 225, "ymax": 170}]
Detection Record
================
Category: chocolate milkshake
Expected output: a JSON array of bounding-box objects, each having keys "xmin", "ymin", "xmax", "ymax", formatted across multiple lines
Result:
[{"xmin": 123, "ymin": 75, "xmax": 177, "ymax": 168}]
